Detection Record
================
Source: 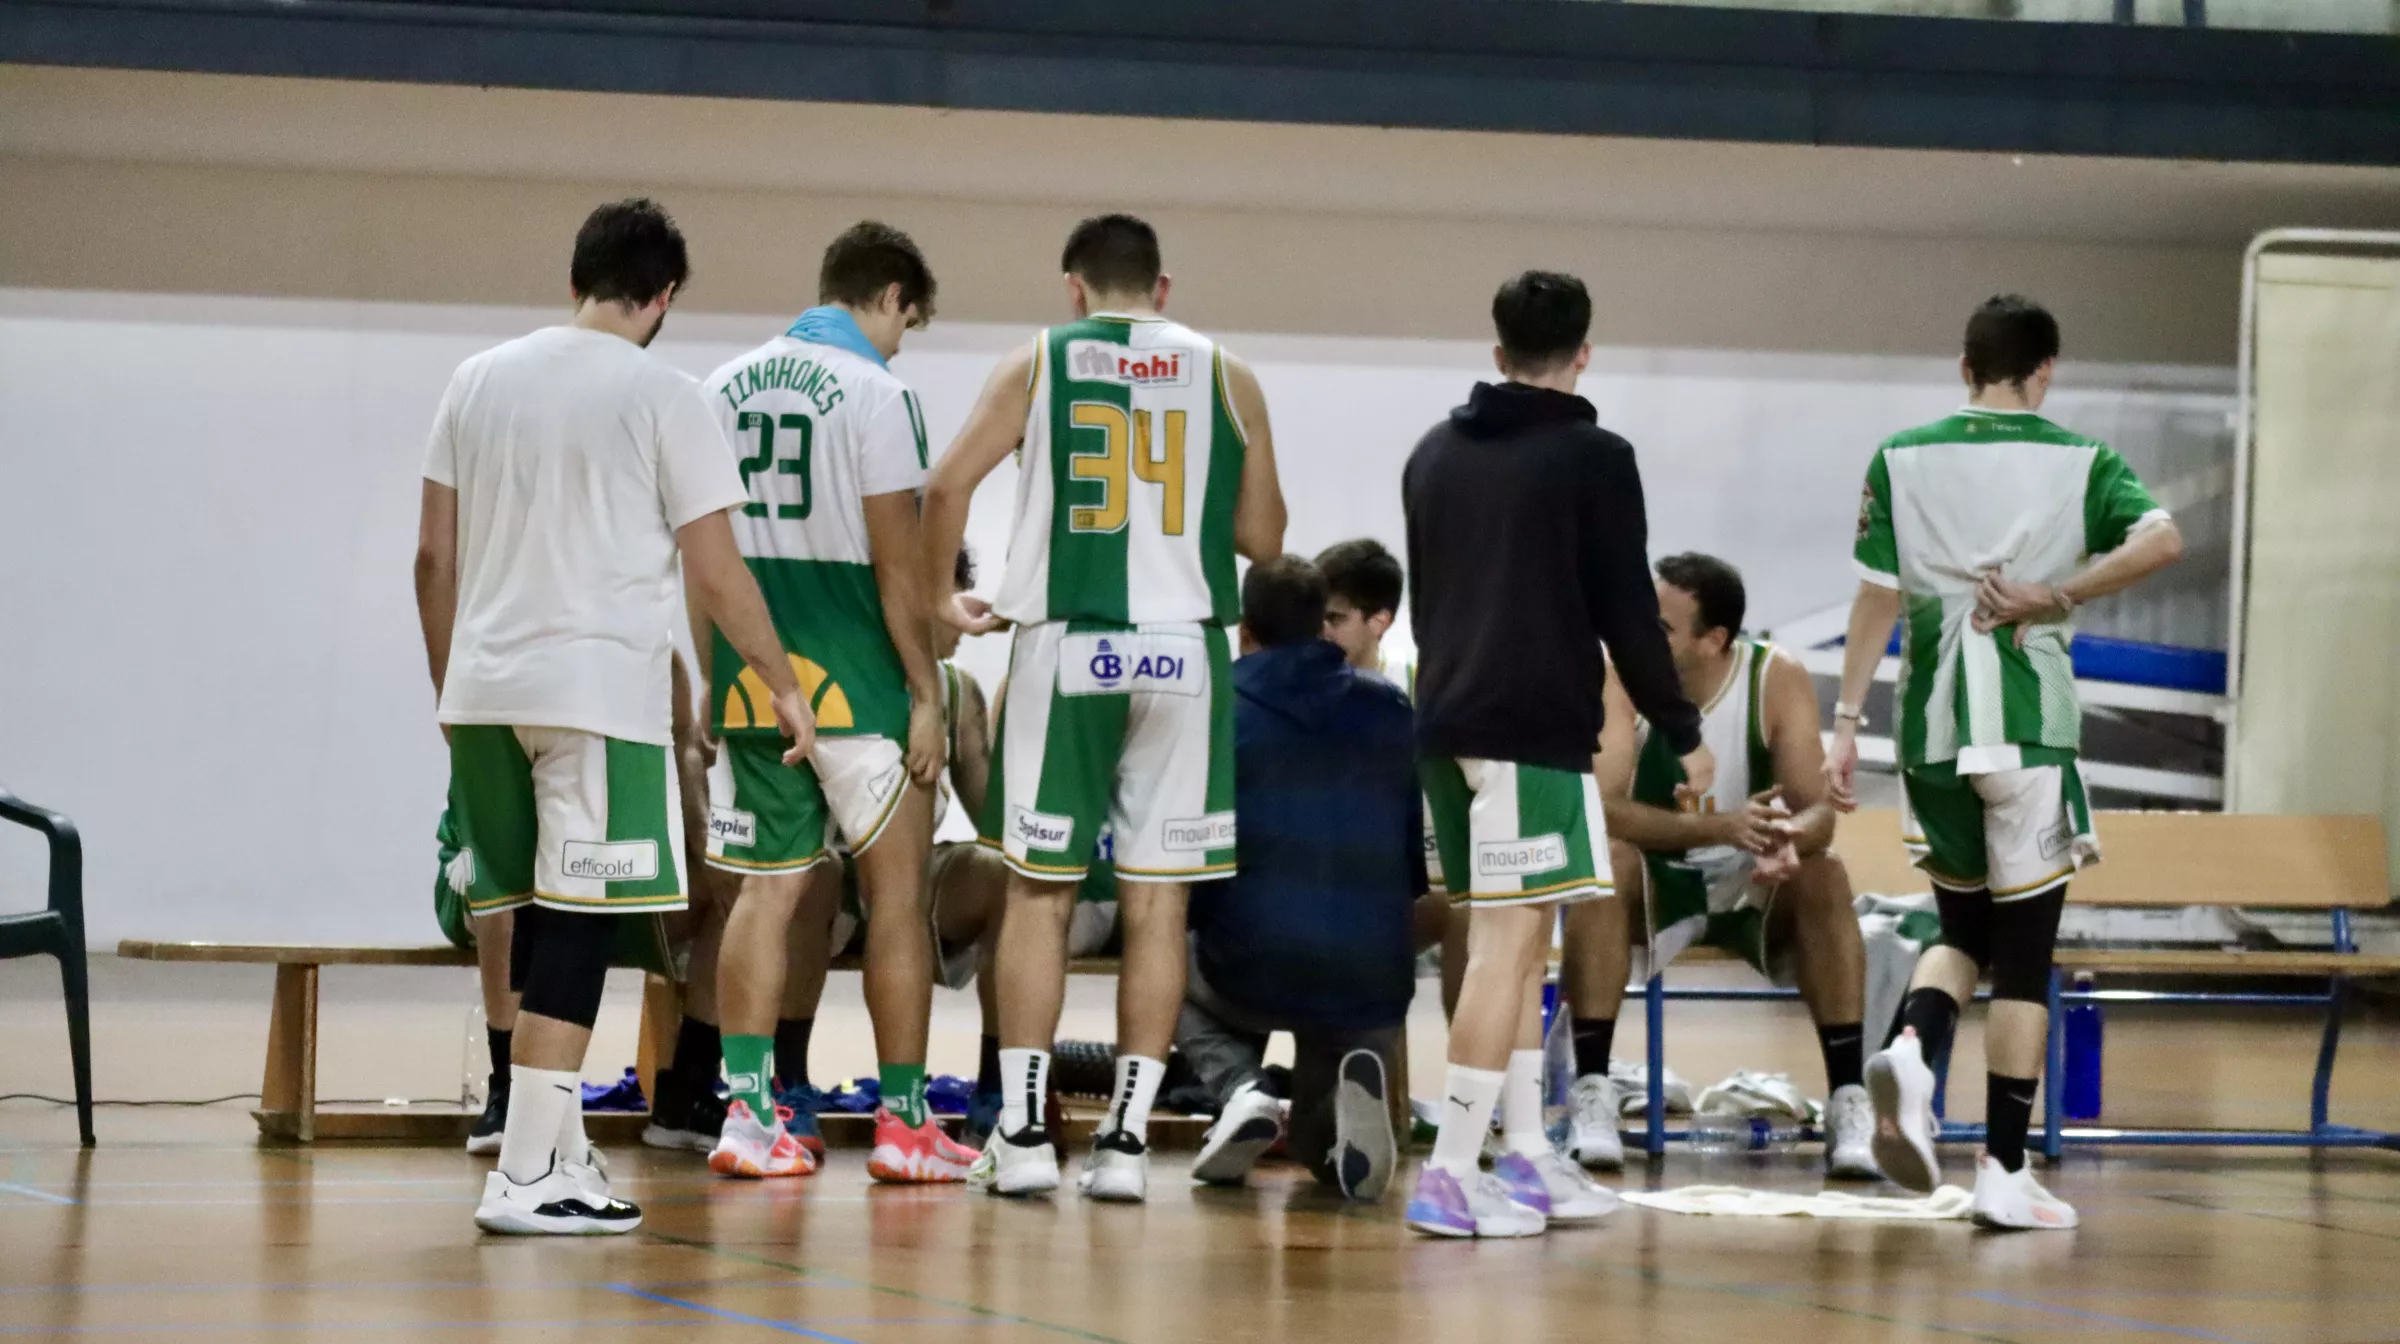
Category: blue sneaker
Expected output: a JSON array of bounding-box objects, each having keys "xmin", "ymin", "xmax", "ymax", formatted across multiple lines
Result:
[
  {"xmin": 964, "ymin": 1090, "xmax": 1004, "ymax": 1147},
  {"xmin": 773, "ymin": 1081, "xmax": 830, "ymax": 1159},
  {"xmin": 1492, "ymin": 1151, "xmax": 1553, "ymax": 1217},
  {"xmin": 1405, "ymin": 1165, "xmax": 1545, "ymax": 1239}
]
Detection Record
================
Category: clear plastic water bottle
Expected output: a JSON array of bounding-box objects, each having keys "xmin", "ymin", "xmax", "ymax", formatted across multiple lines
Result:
[
  {"xmin": 1540, "ymin": 981, "xmax": 1575, "ymax": 1148},
  {"xmin": 1688, "ymin": 1111, "xmax": 1802, "ymax": 1154},
  {"xmin": 2063, "ymin": 972, "xmax": 2103, "ymax": 1121}
]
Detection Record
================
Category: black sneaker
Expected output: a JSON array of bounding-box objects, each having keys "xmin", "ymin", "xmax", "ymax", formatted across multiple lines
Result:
[
  {"xmin": 474, "ymin": 1158, "xmax": 641, "ymax": 1236},
  {"xmin": 465, "ymin": 1085, "xmax": 508, "ymax": 1156},
  {"xmin": 641, "ymin": 1088, "xmax": 727, "ymax": 1153}
]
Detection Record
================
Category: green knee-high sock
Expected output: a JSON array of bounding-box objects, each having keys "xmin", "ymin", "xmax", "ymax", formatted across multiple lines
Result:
[
  {"xmin": 722, "ymin": 1035, "xmax": 777, "ymax": 1121},
  {"xmin": 881, "ymin": 1063, "xmax": 928, "ymax": 1127}
]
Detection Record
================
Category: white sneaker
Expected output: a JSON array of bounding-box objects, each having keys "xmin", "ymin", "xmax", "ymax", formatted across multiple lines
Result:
[
  {"xmin": 1970, "ymin": 1154, "xmax": 2079, "ymax": 1230},
  {"xmin": 474, "ymin": 1160, "xmax": 642, "ymax": 1236},
  {"xmin": 1567, "ymin": 1074, "xmax": 1625, "ymax": 1172},
  {"xmin": 968, "ymin": 1125, "xmax": 1061, "ymax": 1198},
  {"xmin": 1077, "ymin": 1130, "xmax": 1148, "ymax": 1203},
  {"xmin": 1404, "ymin": 1164, "xmax": 1547, "ymax": 1239},
  {"xmin": 1192, "ymin": 1083, "xmax": 1284, "ymax": 1187},
  {"xmin": 1823, "ymin": 1084, "xmax": 1881, "ymax": 1181},
  {"xmin": 1523, "ymin": 1146, "xmax": 1621, "ymax": 1223},
  {"xmin": 1865, "ymin": 1030, "xmax": 1941, "ymax": 1194},
  {"xmin": 706, "ymin": 1100, "xmax": 814, "ymax": 1180}
]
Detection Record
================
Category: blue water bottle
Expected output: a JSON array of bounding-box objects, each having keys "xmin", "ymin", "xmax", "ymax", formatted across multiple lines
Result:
[{"xmin": 2062, "ymin": 972, "xmax": 2103, "ymax": 1121}]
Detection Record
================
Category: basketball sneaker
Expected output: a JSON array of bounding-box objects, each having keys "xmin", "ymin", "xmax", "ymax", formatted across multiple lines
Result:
[
  {"xmin": 1970, "ymin": 1154, "xmax": 2078, "ymax": 1229},
  {"xmin": 1566, "ymin": 1074, "xmax": 1625, "ymax": 1172},
  {"xmin": 1497, "ymin": 1147, "xmax": 1619, "ymax": 1223},
  {"xmin": 474, "ymin": 1158, "xmax": 641, "ymax": 1236},
  {"xmin": 1824, "ymin": 1083, "xmax": 1881, "ymax": 1181},
  {"xmin": 642, "ymin": 1090, "xmax": 727, "ymax": 1154},
  {"xmin": 1404, "ymin": 1165, "xmax": 1546, "ymax": 1239},
  {"xmin": 867, "ymin": 1108, "xmax": 979, "ymax": 1183},
  {"xmin": 1330, "ymin": 1049, "xmax": 1397, "ymax": 1203},
  {"xmin": 708, "ymin": 1099, "xmax": 816, "ymax": 1179},
  {"xmin": 968, "ymin": 1125, "xmax": 1061, "ymax": 1197},
  {"xmin": 1192, "ymin": 1081, "xmax": 1284, "ymax": 1187},
  {"xmin": 1077, "ymin": 1129, "xmax": 1148, "ymax": 1203},
  {"xmin": 1866, "ymin": 1028, "xmax": 1941, "ymax": 1193},
  {"xmin": 963, "ymin": 1090, "xmax": 1003, "ymax": 1148},
  {"xmin": 772, "ymin": 1080, "xmax": 830, "ymax": 1159},
  {"xmin": 464, "ymin": 1085, "xmax": 507, "ymax": 1157}
]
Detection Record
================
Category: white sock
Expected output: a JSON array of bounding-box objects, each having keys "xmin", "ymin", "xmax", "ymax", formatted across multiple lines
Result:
[
  {"xmin": 1101, "ymin": 1054, "xmax": 1166, "ymax": 1144},
  {"xmin": 1501, "ymin": 1049, "xmax": 1548, "ymax": 1157},
  {"xmin": 1429, "ymin": 1064, "xmax": 1505, "ymax": 1177},
  {"xmin": 499, "ymin": 1064, "xmax": 578, "ymax": 1185},
  {"xmin": 998, "ymin": 1047, "xmax": 1050, "ymax": 1138},
  {"xmin": 555, "ymin": 1087, "xmax": 590, "ymax": 1168}
]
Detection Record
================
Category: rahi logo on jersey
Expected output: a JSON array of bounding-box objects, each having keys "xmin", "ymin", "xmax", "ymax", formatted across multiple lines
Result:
[
  {"xmin": 561, "ymin": 839, "xmax": 660, "ymax": 883},
  {"xmin": 1059, "ymin": 633, "xmax": 1204, "ymax": 697},
  {"xmin": 1065, "ymin": 340, "xmax": 1192, "ymax": 388},
  {"xmin": 1476, "ymin": 834, "xmax": 1569, "ymax": 878}
]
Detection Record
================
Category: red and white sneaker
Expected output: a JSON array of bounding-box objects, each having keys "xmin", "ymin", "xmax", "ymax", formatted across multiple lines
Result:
[
  {"xmin": 867, "ymin": 1108, "xmax": 979, "ymax": 1184},
  {"xmin": 707, "ymin": 1100, "xmax": 817, "ymax": 1179}
]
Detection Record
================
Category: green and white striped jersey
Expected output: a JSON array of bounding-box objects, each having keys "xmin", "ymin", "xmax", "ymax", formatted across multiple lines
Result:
[
  {"xmin": 1853, "ymin": 407, "xmax": 2167, "ymax": 774},
  {"xmin": 993, "ymin": 314, "xmax": 1248, "ymax": 627},
  {"xmin": 1631, "ymin": 640, "xmax": 1780, "ymax": 939},
  {"xmin": 700, "ymin": 336, "xmax": 929, "ymax": 740}
]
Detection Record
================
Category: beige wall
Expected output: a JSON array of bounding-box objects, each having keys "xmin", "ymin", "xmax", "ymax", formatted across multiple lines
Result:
[{"xmin": 0, "ymin": 153, "xmax": 2243, "ymax": 364}]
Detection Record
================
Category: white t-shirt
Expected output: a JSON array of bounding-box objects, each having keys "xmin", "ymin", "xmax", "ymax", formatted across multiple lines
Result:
[{"xmin": 424, "ymin": 326, "xmax": 749, "ymax": 745}]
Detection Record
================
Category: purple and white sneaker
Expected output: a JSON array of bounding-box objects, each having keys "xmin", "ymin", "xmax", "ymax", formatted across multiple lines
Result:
[
  {"xmin": 1493, "ymin": 1152, "xmax": 1553, "ymax": 1216},
  {"xmin": 1404, "ymin": 1165, "xmax": 1547, "ymax": 1239}
]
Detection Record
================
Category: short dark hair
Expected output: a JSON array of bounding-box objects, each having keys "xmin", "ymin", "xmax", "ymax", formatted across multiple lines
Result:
[
  {"xmin": 1492, "ymin": 270, "xmax": 1591, "ymax": 373},
  {"xmin": 1315, "ymin": 538, "xmax": 1403, "ymax": 620},
  {"xmin": 1241, "ymin": 555, "xmax": 1328, "ymax": 648},
  {"xmin": 570, "ymin": 198, "xmax": 689, "ymax": 307},
  {"xmin": 1963, "ymin": 294, "xmax": 2060, "ymax": 390},
  {"xmin": 1061, "ymin": 214, "xmax": 1162, "ymax": 296},
  {"xmin": 953, "ymin": 546, "xmax": 977, "ymax": 591},
  {"xmin": 1656, "ymin": 552, "xmax": 1746, "ymax": 644},
  {"xmin": 820, "ymin": 220, "xmax": 936, "ymax": 324}
]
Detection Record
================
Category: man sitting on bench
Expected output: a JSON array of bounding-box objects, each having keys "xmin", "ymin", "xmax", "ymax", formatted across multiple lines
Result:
[{"xmin": 1564, "ymin": 554, "xmax": 1880, "ymax": 1181}]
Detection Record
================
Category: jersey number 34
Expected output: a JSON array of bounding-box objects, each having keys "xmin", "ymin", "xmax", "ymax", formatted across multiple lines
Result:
[
  {"xmin": 735, "ymin": 410, "xmax": 813, "ymax": 521},
  {"xmin": 1068, "ymin": 403, "xmax": 1185, "ymax": 536}
]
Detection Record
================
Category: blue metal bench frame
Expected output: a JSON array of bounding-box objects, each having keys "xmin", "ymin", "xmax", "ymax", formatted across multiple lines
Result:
[{"xmin": 1627, "ymin": 905, "xmax": 2398, "ymax": 1156}]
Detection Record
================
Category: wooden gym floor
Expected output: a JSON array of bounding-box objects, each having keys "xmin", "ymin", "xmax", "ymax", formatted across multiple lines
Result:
[{"xmin": 7, "ymin": 959, "xmax": 2400, "ymax": 1342}]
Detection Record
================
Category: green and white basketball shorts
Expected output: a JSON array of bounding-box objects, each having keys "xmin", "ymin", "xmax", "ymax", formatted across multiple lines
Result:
[
  {"xmin": 985, "ymin": 620, "xmax": 1236, "ymax": 883},
  {"xmin": 1421, "ymin": 757, "xmax": 1613, "ymax": 907},
  {"xmin": 706, "ymin": 735, "xmax": 911, "ymax": 874},
  {"xmin": 445, "ymin": 725, "xmax": 688, "ymax": 915},
  {"xmin": 1901, "ymin": 758, "xmax": 2099, "ymax": 901}
]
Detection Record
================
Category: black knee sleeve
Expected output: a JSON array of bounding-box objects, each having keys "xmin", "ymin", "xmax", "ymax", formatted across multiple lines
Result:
[
  {"xmin": 515, "ymin": 906, "xmax": 616, "ymax": 1029},
  {"xmin": 1933, "ymin": 886, "xmax": 1993, "ymax": 971},
  {"xmin": 1987, "ymin": 887, "xmax": 2068, "ymax": 1004}
]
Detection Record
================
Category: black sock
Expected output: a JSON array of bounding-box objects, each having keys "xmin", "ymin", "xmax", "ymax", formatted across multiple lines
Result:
[
  {"xmin": 1570, "ymin": 1017, "xmax": 1616, "ymax": 1080},
  {"xmin": 775, "ymin": 1017, "xmax": 814, "ymax": 1090},
  {"xmin": 669, "ymin": 1016, "xmax": 721, "ymax": 1094},
  {"xmin": 486, "ymin": 1027, "xmax": 512, "ymax": 1092},
  {"xmin": 1986, "ymin": 1073, "xmax": 2039, "ymax": 1173},
  {"xmin": 1818, "ymin": 1022, "xmax": 1865, "ymax": 1092},
  {"xmin": 977, "ymin": 1034, "xmax": 1002, "ymax": 1094},
  {"xmin": 1899, "ymin": 987, "xmax": 1961, "ymax": 1068}
]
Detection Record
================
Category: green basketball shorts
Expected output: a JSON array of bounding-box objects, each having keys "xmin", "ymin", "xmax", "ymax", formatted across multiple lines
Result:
[
  {"xmin": 445, "ymin": 725, "xmax": 687, "ymax": 915},
  {"xmin": 982, "ymin": 620, "xmax": 1235, "ymax": 884},
  {"xmin": 1421, "ymin": 757, "xmax": 1613, "ymax": 907},
  {"xmin": 705, "ymin": 733, "xmax": 916, "ymax": 875},
  {"xmin": 1901, "ymin": 757, "xmax": 2098, "ymax": 901}
]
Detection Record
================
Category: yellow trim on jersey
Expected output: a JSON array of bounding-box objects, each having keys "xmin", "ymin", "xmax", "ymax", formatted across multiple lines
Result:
[
  {"xmin": 843, "ymin": 777, "xmax": 915, "ymax": 857},
  {"xmin": 703, "ymin": 850, "xmax": 832, "ymax": 875},
  {"xmin": 1458, "ymin": 878, "xmax": 1613, "ymax": 906},
  {"xmin": 1991, "ymin": 865, "xmax": 2077, "ymax": 899},
  {"xmin": 1116, "ymin": 859, "xmax": 1238, "ymax": 881},
  {"xmin": 998, "ymin": 853, "xmax": 1091, "ymax": 882},
  {"xmin": 532, "ymin": 889, "xmax": 689, "ymax": 911}
]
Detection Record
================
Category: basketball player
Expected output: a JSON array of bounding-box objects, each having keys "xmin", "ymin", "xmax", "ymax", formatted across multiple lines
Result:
[
  {"xmin": 920, "ymin": 213, "xmax": 1286, "ymax": 1201},
  {"xmin": 420, "ymin": 198, "xmax": 810, "ymax": 1236},
  {"xmin": 1829, "ymin": 295, "xmax": 2182, "ymax": 1229},
  {"xmin": 1401, "ymin": 270, "xmax": 1708, "ymax": 1237},
  {"xmin": 1562, "ymin": 553, "xmax": 1879, "ymax": 1180},
  {"xmin": 696, "ymin": 221, "xmax": 978, "ymax": 1183}
]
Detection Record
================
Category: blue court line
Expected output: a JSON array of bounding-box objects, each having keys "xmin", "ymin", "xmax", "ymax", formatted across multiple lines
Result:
[
  {"xmin": 0, "ymin": 1182, "xmax": 76, "ymax": 1206},
  {"xmin": 607, "ymin": 1286, "xmax": 864, "ymax": 1343},
  {"xmin": 1965, "ymin": 1292, "xmax": 2268, "ymax": 1344}
]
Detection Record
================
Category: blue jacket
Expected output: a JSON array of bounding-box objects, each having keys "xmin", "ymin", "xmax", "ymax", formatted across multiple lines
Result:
[{"xmin": 1193, "ymin": 639, "xmax": 1424, "ymax": 1030}]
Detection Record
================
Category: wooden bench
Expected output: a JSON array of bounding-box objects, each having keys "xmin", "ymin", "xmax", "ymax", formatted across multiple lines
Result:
[{"xmin": 1635, "ymin": 807, "xmax": 2399, "ymax": 1155}]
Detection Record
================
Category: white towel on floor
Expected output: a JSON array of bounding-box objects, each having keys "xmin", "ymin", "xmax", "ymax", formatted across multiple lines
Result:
[{"xmin": 1623, "ymin": 1184, "xmax": 1973, "ymax": 1220}]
